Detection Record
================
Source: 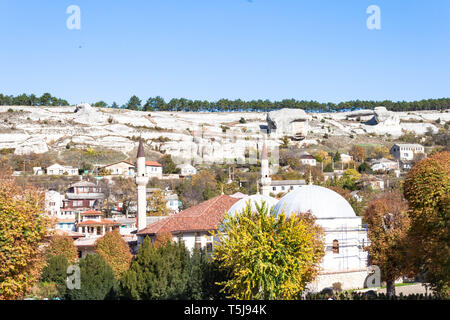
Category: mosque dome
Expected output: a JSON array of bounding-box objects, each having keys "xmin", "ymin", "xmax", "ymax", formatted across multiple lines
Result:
[
  {"xmin": 226, "ymin": 194, "xmax": 279, "ymax": 218},
  {"xmin": 272, "ymin": 185, "xmax": 356, "ymax": 219}
]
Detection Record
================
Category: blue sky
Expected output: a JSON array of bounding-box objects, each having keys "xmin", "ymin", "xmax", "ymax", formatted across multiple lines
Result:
[{"xmin": 0, "ymin": 0, "xmax": 449, "ymax": 105}]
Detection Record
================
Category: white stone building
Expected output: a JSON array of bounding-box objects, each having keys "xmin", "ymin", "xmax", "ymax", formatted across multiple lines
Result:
[
  {"xmin": 100, "ymin": 159, "xmax": 135, "ymax": 177},
  {"xmin": 390, "ymin": 143, "xmax": 425, "ymax": 161},
  {"xmin": 299, "ymin": 154, "xmax": 317, "ymax": 166},
  {"xmin": 272, "ymin": 185, "xmax": 369, "ymax": 292},
  {"xmin": 46, "ymin": 163, "xmax": 79, "ymax": 176},
  {"xmin": 270, "ymin": 180, "xmax": 306, "ymax": 194},
  {"xmin": 177, "ymin": 163, "xmax": 197, "ymax": 177},
  {"xmin": 145, "ymin": 160, "xmax": 163, "ymax": 179},
  {"xmin": 370, "ymin": 158, "xmax": 399, "ymax": 172}
]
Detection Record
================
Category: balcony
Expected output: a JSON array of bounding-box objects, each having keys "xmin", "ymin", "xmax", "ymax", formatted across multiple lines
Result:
[{"xmin": 66, "ymin": 192, "xmax": 104, "ymax": 200}]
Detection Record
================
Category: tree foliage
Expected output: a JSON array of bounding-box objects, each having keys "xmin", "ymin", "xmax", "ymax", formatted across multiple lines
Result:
[
  {"xmin": 365, "ymin": 192, "xmax": 411, "ymax": 297},
  {"xmin": 0, "ymin": 178, "xmax": 50, "ymax": 300},
  {"xmin": 349, "ymin": 146, "xmax": 366, "ymax": 163},
  {"xmin": 40, "ymin": 254, "xmax": 69, "ymax": 298},
  {"xmin": 214, "ymin": 202, "xmax": 325, "ymax": 300},
  {"xmin": 403, "ymin": 151, "xmax": 450, "ymax": 297},
  {"xmin": 95, "ymin": 230, "xmax": 132, "ymax": 278},
  {"xmin": 147, "ymin": 189, "xmax": 170, "ymax": 216},
  {"xmin": 66, "ymin": 254, "xmax": 119, "ymax": 300},
  {"xmin": 120, "ymin": 237, "xmax": 217, "ymax": 300},
  {"xmin": 46, "ymin": 235, "xmax": 78, "ymax": 264}
]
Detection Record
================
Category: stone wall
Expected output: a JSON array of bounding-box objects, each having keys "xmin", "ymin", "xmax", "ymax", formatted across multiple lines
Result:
[{"xmin": 308, "ymin": 269, "xmax": 369, "ymax": 292}]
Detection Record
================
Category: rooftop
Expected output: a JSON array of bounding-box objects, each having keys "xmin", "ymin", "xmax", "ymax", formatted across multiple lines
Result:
[{"xmin": 137, "ymin": 194, "xmax": 239, "ymax": 236}]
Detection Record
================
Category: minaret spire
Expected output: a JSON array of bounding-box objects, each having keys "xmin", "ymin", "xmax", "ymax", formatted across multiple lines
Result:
[
  {"xmin": 260, "ymin": 141, "xmax": 271, "ymax": 196},
  {"xmin": 135, "ymin": 140, "xmax": 149, "ymax": 231}
]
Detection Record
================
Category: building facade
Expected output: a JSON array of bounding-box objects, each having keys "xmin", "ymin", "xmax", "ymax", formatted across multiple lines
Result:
[
  {"xmin": 390, "ymin": 144, "xmax": 425, "ymax": 161},
  {"xmin": 47, "ymin": 163, "xmax": 79, "ymax": 176}
]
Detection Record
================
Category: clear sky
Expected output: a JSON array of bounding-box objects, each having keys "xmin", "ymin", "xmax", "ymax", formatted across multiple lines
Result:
[{"xmin": 0, "ymin": 0, "xmax": 449, "ymax": 105}]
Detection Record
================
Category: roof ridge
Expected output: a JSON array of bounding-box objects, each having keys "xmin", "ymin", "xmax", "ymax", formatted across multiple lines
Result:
[{"xmin": 200, "ymin": 194, "xmax": 226, "ymax": 217}]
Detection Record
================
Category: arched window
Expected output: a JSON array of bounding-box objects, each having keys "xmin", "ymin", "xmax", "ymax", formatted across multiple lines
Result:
[{"xmin": 332, "ymin": 240, "xmax": 339, "ymax": 254}]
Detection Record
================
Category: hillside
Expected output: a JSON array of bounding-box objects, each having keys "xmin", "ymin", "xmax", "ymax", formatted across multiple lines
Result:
[{"xmin": 0, "ymin": 104, "xmax": 448, "ymax": 166}]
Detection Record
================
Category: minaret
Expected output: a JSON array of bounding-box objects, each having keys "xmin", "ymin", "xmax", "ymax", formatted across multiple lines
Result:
[
  {"xmin": 260, "ymin": 142, "xmax": 271, "ymax": 196},
  {"xmin": 135, "ymin": 140, "xmax": 149, "ymax": 231}
]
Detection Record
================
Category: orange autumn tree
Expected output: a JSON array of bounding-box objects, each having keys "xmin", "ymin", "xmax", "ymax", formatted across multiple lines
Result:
[
  {"xmin": 0, "ymin": 177, "xmax": 51, "ymax": 300},
  {"xmin": 153, "ymin": 232, "xmax": 173, "ymax": 248},
  {"xmin": 403, "ymin": 151, "xmax": 450, "ymax": 297},
  {"xmin": 95, "ymin": 230, "xmax": 132, "ymax": 278},
  {"xmin": 45, "ymin": 235, "xmax": 78, "ymax": 264},
  {"xmin": 365, "ymin": 192, "xmax": 411, "ymax": 298}
]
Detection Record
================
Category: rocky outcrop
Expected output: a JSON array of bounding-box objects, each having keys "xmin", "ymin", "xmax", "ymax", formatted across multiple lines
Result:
[
  {"xmin": 73, "ymin": 103, "xmax": 107, "ymax": 125},
  {"xmin": 267, "ymin": 108, "xmax": 312, "ymax": 140},
  {"xmin": 372, "ymin": 107, "xmax": 400, "ymax": 126}
]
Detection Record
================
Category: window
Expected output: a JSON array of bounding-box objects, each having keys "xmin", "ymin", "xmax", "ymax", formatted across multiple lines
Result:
[
  {"xmin": 332, "ymin": 240, "xmax": 339, "ymax": 254},
  {"xmin": 272, "ymin": 187, "xmax": 276, "ymax": 191},
  {"xmin": 194, "ymin": 233, "xmax": 202, "ymax": 249}
]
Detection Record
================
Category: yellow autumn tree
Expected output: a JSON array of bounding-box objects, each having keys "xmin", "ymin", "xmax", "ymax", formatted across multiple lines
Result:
[
  {"xmin": 214, "ymin": 202, "xmax": 324, "ymax": 300},
  {"xmin": 147, "ymin": 189, "xmax": 169, "ymax": 216},
  {"xmin": 45, "ymin": 235, "xmax": 78, "ymax": 264},
  {"xmin": 0, "ymin": 178, "xmax": 51, "ymax": 300},
  {"xmin": 95, "ymin": 230, "xmax": 132, "ymax": 278}
]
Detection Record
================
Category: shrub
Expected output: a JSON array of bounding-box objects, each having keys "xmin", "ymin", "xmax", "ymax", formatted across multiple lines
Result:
[{"xmin": 66, "ymin": 254, "xmax": 119, "ymax": 300}]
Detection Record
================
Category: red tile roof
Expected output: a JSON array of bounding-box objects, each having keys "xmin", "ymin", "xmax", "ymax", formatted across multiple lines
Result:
[
  {"xmin": 145, "ymin": 160, "xmax": 162, "ymax": 167},
  {"xmin": 80, "ymin": 210, "xmax": 103, "ymax": 216},
  {"xmin": 77, "ymin": 219, "xmax": 121, "ymax": 226},
  {"xmin": 137, "ymin": 194, "xmax": 239, "ymax": 236}
]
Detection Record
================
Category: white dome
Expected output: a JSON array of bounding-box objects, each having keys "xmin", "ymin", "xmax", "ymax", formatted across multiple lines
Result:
[
  {"xmin": 227, "ymin": 194, "xmax": 279, "ymax": 217},
  {"xmin": 272, "ymin": 185, "xmax": 356, "ymax": 219}
]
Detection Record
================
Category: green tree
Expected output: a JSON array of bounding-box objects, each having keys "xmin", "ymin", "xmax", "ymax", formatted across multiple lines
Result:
[
  {"xmin": 214, "ymin": 202, "xmax": 325, "ymax": 300},
  {"xmin": 66, "ymin": 254, "xmax": 118, "ymax": 300},
  {"xmin": 40, "ymin": 254, "xmax": 69, "ymax": 298},
  {"xmin": 333, "ymin": 151, "xmax": 341, "ymax": 163},
  {"xmin": 92, "ymin": 101, "xmax": 108, "ymax": 108},
  {"xmin": 403, "ymin": 151, "xmax": 450, "ymax": 297},
  {"xmin": 159, "ymin": 154, "xmax": 180, "ymax": 174},
  {"xmin": 120, "ymin": 237, "xmax": 191, "ymax": 300},
  {"xmin": 126, "ymin": 95, "xmax": 142, "ymax": 111}
]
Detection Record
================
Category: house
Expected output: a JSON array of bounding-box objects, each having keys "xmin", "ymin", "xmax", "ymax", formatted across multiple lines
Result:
[
  {"xmin": 299, "ymin": 154, "xmax": 317, "ymax": 166},
  {"xmin": 361, "ymin": 175, "xmax": 385, "ymax": 190},
  {"xmin": 76, "ymin": 209, "xmax": 121, "ymax": 237},
  {"xmin": 47, "ymin": 163, "xmax": 79, "ymax": 176},
  {"xmin": 177, "ymin": 163, "xmax": 197, "ymax": 177},
  {"xmin": 100, "ymin": 159, "xmax": 135, "ymax": 177},
  {"xmin": 62, "ymin": 180, "xmax": 105, "ymax": 210},
  {"xmin": 269, "ymin": 180, "xmax": 306, "ymax": 194},
  {"xmin": 137, "ymin": 194, "xmax": 239, "ymax": 252},
  {"xmin": 33, "ymin": 167, "xmax": 44, "ymax": 175},
  {"xmin": 390, "ymin": 144, "xmax": 425, "ymax": 161},
  {"xmin": 45, "ymin": 190, "xmax": 63, "ymax": 216},
  {"xmin": 370, "ymin": 158, "xmax": 399, "ymax": 172},
  {"xmin": 145, "ymin": 161, "xmax": 163, "ymax": 179},
  {"xmin": 340, "ymin": 153, "xmax": 353, "ymax": 164},
  {"xmin": 45, "ymin": 190, "xmax": 78, "ymax": 232}
]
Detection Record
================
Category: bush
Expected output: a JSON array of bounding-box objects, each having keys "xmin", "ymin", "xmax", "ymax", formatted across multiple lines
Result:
[
  {"xmin": 66, "ymin": 254, "xmax": 119, "ymax": 300},
  {"xmin": 119, "ymin": 238, "xmax": 221, "ymax": 300},
  {"xmin": 40, "ymin": 255, "xmax": 69, "ymax": 298}
]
